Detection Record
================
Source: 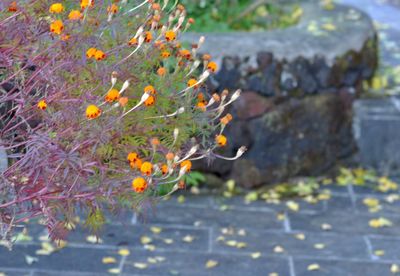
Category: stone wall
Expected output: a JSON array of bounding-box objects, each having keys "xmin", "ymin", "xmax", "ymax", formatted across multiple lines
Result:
[{"xmin": 185, "ymin": 2, "xmax": 378, "ymax": 187}]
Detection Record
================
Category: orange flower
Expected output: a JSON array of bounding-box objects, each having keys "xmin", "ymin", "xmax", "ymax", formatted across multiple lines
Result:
[
  {"xmin": 157, "ymin": 67, "xmax": 166, "ymax": 76},
  {"xmin": 215, "ymin": 134, "xmax": 227, "ymax": 147},
  {"xmin": 86, "ymin": 47, "xmax": 97, "ymax": 58},
  {"xmin": 196, "ymin": 101, "xmax": 206, "ymax": 112},
  {"xmin": 105, "ymin": 88, "xmax": 119, "ymax": 102},
  {"xmin": 68, "ymin": 10, "xmax": 82, "ymax": 20},
  {"xmin": 119, "ymin": 97, "xmax": 129, "ymax": 107},
  {"xmin": 144, "ymin": 31, "xmax": 152, "ymax": 43},
  {"xmin": 50, "ymin": 20, "xmax": 64, "ymax": 35},
  {"xmin": 127, "ymin": 152, "xmax": 139, "ymax": 162},
  {"xmin": 61, "ymin": 34, "xmax": 70, "ymax": 41},
  {"xmin": 151, "ymin": 138, "xmax": 160, "ymax": 146},
  {"xmin": 179, "ymin": 49, "xmax": 191, "ymax": 60},
  {"xmin": 140, "ymin": 162, "xmax": 153, "ymax": 176},
  {"xmin": 161, "ymin": 51, "xmax": 171, "ymax": 58},
  {"xmin": 187, "ymin": 78, "xmax": 197, "ymax": 88},
  {"xmin": 166, "ymin": 152, "xmax": 174, "ymax": 161},
  {"xmin": 220, "ymin": 113, "xmax": 233, "ymax": 125},
  {"xmin": 107, "ymin": 3, "xmax": 118, "ymax": 13},
  {"xmin": 203, "ymin": 54, "xmax": 211, "ymax": 61},
  {"xmin": 49, "ymin": 3, "xmax": 64, "ymax": 13},
  {"xmin": 81, "ymin": 0, "xmax": 94, "ymax": 9},
  {"xmin": 86, "ymin": 105, "xmax": 101, "ymax": 119},
  {"xmin": 212, "ymin": 93, "xmax": 221, "ymax": 102},
  {"xmin": 180, "ymin": 160, "xmax": 192, "ymax": 172},
  {"xmin": 144, "ymin": 95, "xmax": 155, "ymax": 106},
  {"xmin": 144, "ymin": 85, "xmax": 156, "ymax": 95},
  {"xmin": 132, "ymin": 177, "xmax": 147, "ymax": 193},
  {"xmin": 95, "ymin": 50, "xmax": 106, "ymax": 61},
  {"xmin": 8, "ymin": 2, "xmax": 18, "ymax": 12},
  {"xmin": 161, "ymin": 164, "xmax": 169, "ymax": 175},
  {"xmin": 130, "ymin": 158, "xmax": 142, "ymax": 170},
  {"xmin": 165, "ymin": 30, "xmax": 176, "ymax": 42},
  {"xmin": 207, "ymin": 61, "xmax": 218, "ymax": 73},
  {"xmin": 128, "ymin": 37, "xmax": 138, "ymax": 46},
  {"xmin": 37, "ymin": 100, "xmax": 47, "ymax": 110}
]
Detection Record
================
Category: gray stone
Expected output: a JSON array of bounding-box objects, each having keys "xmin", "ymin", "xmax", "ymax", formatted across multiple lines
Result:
[{"xmin": 353, "ymin": 98, "xmax": 400, "ymax": 173}]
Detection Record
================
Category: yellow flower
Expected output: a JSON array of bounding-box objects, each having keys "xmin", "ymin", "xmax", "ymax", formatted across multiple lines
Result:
[
  {"xmin": 140, "ymin": 162, "xmax": 153, "ymax": 176},
  {"xmin": 68, "ymin": 10, "xmax": 82, "ymax": 21},
  {"xmin": 165, "ymin": 30, "xmax": 176, "ymax": 42},
  {"xmin": 179, "ymin": 49, "xmax": 191, "ymax": 60},
  {"xmin": 86, "ymin": 47, "xmax": 97, "ymax": 58},
  {"xmin": 50, "ymin": 20, "xmax": 64, "ymax": 35},
  {"xmin": 94, "ymin": 50, "xmax": 106, "ymax": 61},
  {"xmin": 127, "ymin": 152, "xmax": 139, "ymax": 162},
  {"xmin": 144, "ymin": 85, "xmax": 156, "ymax": 95},
  {"xmin": 216, "ymin": 134, "xmax": 227, "ymax": 147},
  {"xmin": 207, "ymin": 61, "xmax": 218, "ymax": 73},
  {"xmin": 86, "ymin": 105, "xmax": 101, "ymax": 119},
  {"xmin": 107, "ymin": 4, "xmax": 118, "ymax": 14},
  {"xmin": 180, "ymin": 160, "xmax": 192, "ymax": 172},
  {"xmin": 49, "ymin": 3, "xmax": 64, "ymax": 13},
  {"xmin": 161, "ymin": 164, "xmax": 169, "ymax": 175},
  {"xmin": 132, "ymin": 177, "xmax": 147, "ymax": 193},
  {"xmin": 187, "ymin": 78, "xmax": 197, "ymax": 88},
  {"xmin": 105, "ymin": 89, "xmax": 119, "ymax": 103},
  {"xmin": 37, "ymin": 100, "xmax": 47, "ymax": 110}
]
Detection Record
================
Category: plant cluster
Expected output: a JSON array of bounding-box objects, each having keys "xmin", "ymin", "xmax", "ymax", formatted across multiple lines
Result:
[{"xmin": 0, "ymin": 0, "xmax": 245, "ymax": 242}]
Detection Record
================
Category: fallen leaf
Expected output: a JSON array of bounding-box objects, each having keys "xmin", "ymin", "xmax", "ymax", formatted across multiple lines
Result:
[
  {"xmin": 150, "ymin": 226, "xmax": 162, "ymax": 234},
  {"xmin": 144, "ymin": 244, "xmax": 156, "ymax": 251},
  {"xmin": 374, "ymin": 250, "xmax": 385, "ymax": 256},
  {"xmin": 140, "ymin": 236, "xmax": 152, "ymax": 244},
  {"xmin": 273, "ymin": 245, "xmax": 284, "ymax": 253},
  {"xmin": 244, "ymin": 192, "xmax": 258, "ymax": 203},
  {"xmin": 236, "ymin": 242, "xmax": 247, "ymax": 249},
  {"xmin": 286, "ymin": 201, "xmax": 299, "ymax": 212},
  {"xmin": 118, "ymin": 248, "xmax": 130, "ymax": 256},
  {"xmin": 147, "ymin": 257, "xmax": 157, "ymax": 264},
  {"xmin": 369, "ymin": 217, "xmax": 393, "ymax": 228},
  {"xmin": 205, "ymin": 259, "xmax": 219, "ymax": 269},
  {"xmin": 133, "ymin": 262, "xmax": 148, "ymax": 269},
  {"xmin": 322, "ymin": 23, "xmax": 337, "ymax": 31},
  {"xmin": 177, "ymin": 195, "xmax": 185, "ymax": 204},
  {"xmin": 295, "ymin": 233, "xmax": 306, "ymax": 240},
  {"xmin": 102, "ymin": 257, "xmax": 117, "ymax": 264},
  {"xmin": 182, "ymin": 235, "xmax": 195, "ymax": 243},
  {"xmin": 225, "ymin": 240, "xmax": 237, "ymax": 247},
  {"xmin": 155, "ymin": 256, "xmax": 166, "ymax": 262},
  {"xmin": 108, "ymin": 268, "xmax": 121, "ymax": 274},
  {"xmin": 237, "ymin": 229, "xmax": 247, "ymax": 236},
  {"xmin": 277, "ymin": 213, "xmax": 286, "ymax": 221},
  {"xmin": 307, "ymin": 263, "xmax": 320, "ymax": 271},
  {"xmin": 321, "ymin": 223, "xmax": 332, "ymax": 231},
  {"xmin": 314, "ymin": 243, "xmax": 325, "ymax": 249},
  {"xmin": 86, "ymin": 235, "xmax": 102, "ymax": 244},
  {"xmin": 25, "ymin": 255, "xmax": 39, "ymax": 265},
  {"xmin": 391, "ymin": 264, "xmax": 400, "ymax": 273},
  {"xmin": 269, "ymin": 273, "xmax": 279, "ymax": 276},
  {"xmin": 163, "ymin": 238, "xmax": 174, "ymax": 244},
  {"xmin": 251, "ymin": 252, "xmax": 261, "ymax": 259}
]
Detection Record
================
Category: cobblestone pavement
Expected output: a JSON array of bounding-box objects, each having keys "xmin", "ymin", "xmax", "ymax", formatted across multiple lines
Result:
[{"xmin": 1, "ymin": 182, "xmax": 400, "ymax": 276}]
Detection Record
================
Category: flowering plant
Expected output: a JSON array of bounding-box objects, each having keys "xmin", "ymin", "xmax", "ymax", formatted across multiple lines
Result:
[{"xmin": 0, "ymin": 0, "xmax": 245, "ymax": 241}]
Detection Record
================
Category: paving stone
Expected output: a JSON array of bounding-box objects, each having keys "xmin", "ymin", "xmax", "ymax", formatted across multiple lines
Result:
[
  {"xmin": 160, "ymin": 193, "xmax": 213, "ymax": 207},
  {"xmin": 212, "ymin": 229, "xmax": 370, "ymax": 260},
  {"xmin": 294, "ymin": 258, "xmax": 399, "ymax": 276},
  {"xmin": 368, "ymin": 236, "xmax": 400, "ymax": 261},
  {"xmin": 355, "ymin": 195, "xmax": 400, "ymax": 215},
  {"xmin": 66, "ymin": 224, "xmax": 210, "ymax": 253},
  {"xmin": 146, "ymin": 204, "xmax": 283, "ymax": 230},
  {"xmin": 0, "ymin": 268, "xmax": 32, "ymax": 276},
  {"xmin": 0, "ymin": 244, "xmax": 119, "ymax": 273},
  {"xmin": 325, "ymin": 194, "xmax": 355, "ymax": 212},
  {"xmin": 289, "ymin": 211, "xmax": 400, "ymax": 235},
  {"xmin": 32, "ymin": 272, "xmax": 110, "ymax": 276},
  {"xmin": 212, "ymin": 196, "xmax": 325, "ymax": 214},
  {"xmin": 122, "ymin": 250, "xmax": 290, "ymax": 276}
]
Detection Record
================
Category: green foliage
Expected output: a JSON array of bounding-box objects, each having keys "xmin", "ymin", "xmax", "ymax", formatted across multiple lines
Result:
[
  {"xmin": 184, "ymin": 171, "xmax": 206, "ymax": 187},
  {"xmin": 182, "ymin": 0, "xmax": 302, "ymax": 32}
]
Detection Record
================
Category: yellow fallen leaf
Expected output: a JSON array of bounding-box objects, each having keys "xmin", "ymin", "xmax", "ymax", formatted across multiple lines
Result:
[
  {"xmin": 391, "ymin": 264, "xmax": 400, "ymax": 273},
  {"xmin": 286, "ymin": 201, "xmax": 299, "ymax": 212},
  {"xmin": 225, "ymin": 240, "xmax": 237, "ymax": 247},
  {"xmin": 236, "ymin": 242, "xmax": 247, "ymax": 249},
  {"xmin": 251, "ymin": 252, "xmax": 261, "ymax": 259},
  {"xmin": 269, "ymin": 273, "xmax": 279, "ymax": 276},
  {"xmin": 108, "ymin": 268, "xmax": 121, "ymax": 274},
  {"xmin": 322, "ymin": 23, "xmax": 337, "ymax": 31},
  {"xmin": 147, "ymin": 257, "xmax": 157, "ymax": 264},
  {"xmin": 244, "ymin": 192, "xmax": 258, "ymax": 203},
  {"xmin": 118, "ymin": 248, "xmax": 130, "ymax": 256},
  {"xmin": 133, "ymin": 262, "xmax": 148, "ymax": 269},
  {"xmin": 314, "ymin": 243, "xmax": 325, "ymax": 249},
  {"xmin": 102, "ymin": 257, "xmax": 117, "ymax": 264},
  {"xmin": 177, "ymin": 195, "xmax": 185, "ymax": 204},
  {"xmin": 321, "ymin": 223, "xmax": 332, "ymax": 231},
  {"xmin": 273, "ymin": 245, "xmax": 284, "ymax": 253},
  {"xmin": 86, "ymin": 235, "xmax": 102, "ymax": 244},
  {"xmin": 205, "ymin": 260, "xmax": 219, "ymax": 269},
  {"xmin": 163, "ymin": 238, "xmax": 174, "ymax": 244},
  {"xmin": 182, "ymin": 235, "xmax": 195, "ymax": 243},
  {"xmin": 150, "ymin": 226, "xmax": 162, "ymax": 234},
  {"xmin": 155, "ymin": 256, "xmax": 166, "ymax": 262},
  {"xmin": 307, "ymin": 263, "xmax": 320, "ymax": 271},
  {"xmin": 369, "ymin": 217, "xmax": 393, "ymax": 228},
  {"xmin": 317, "ymin": 193, "xmax": 331, "ymax": 200},
  {"xmin": 295, "ymin": 233, "xmax": 306, "ymax": 240},
  {"xmin": 277, "ymin": 213, "xmax": 286, "ymax": 221},
  {"xmin": 144, "ymin": 244, "xmax": 156, "ymax": 251},
  {"xmin": 140, "ymin": 236, "xmax": 152, "ymax": 244},
  {"xmin": 374, "ymin": 250, "xmax": 385, "ymax": 256}
]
